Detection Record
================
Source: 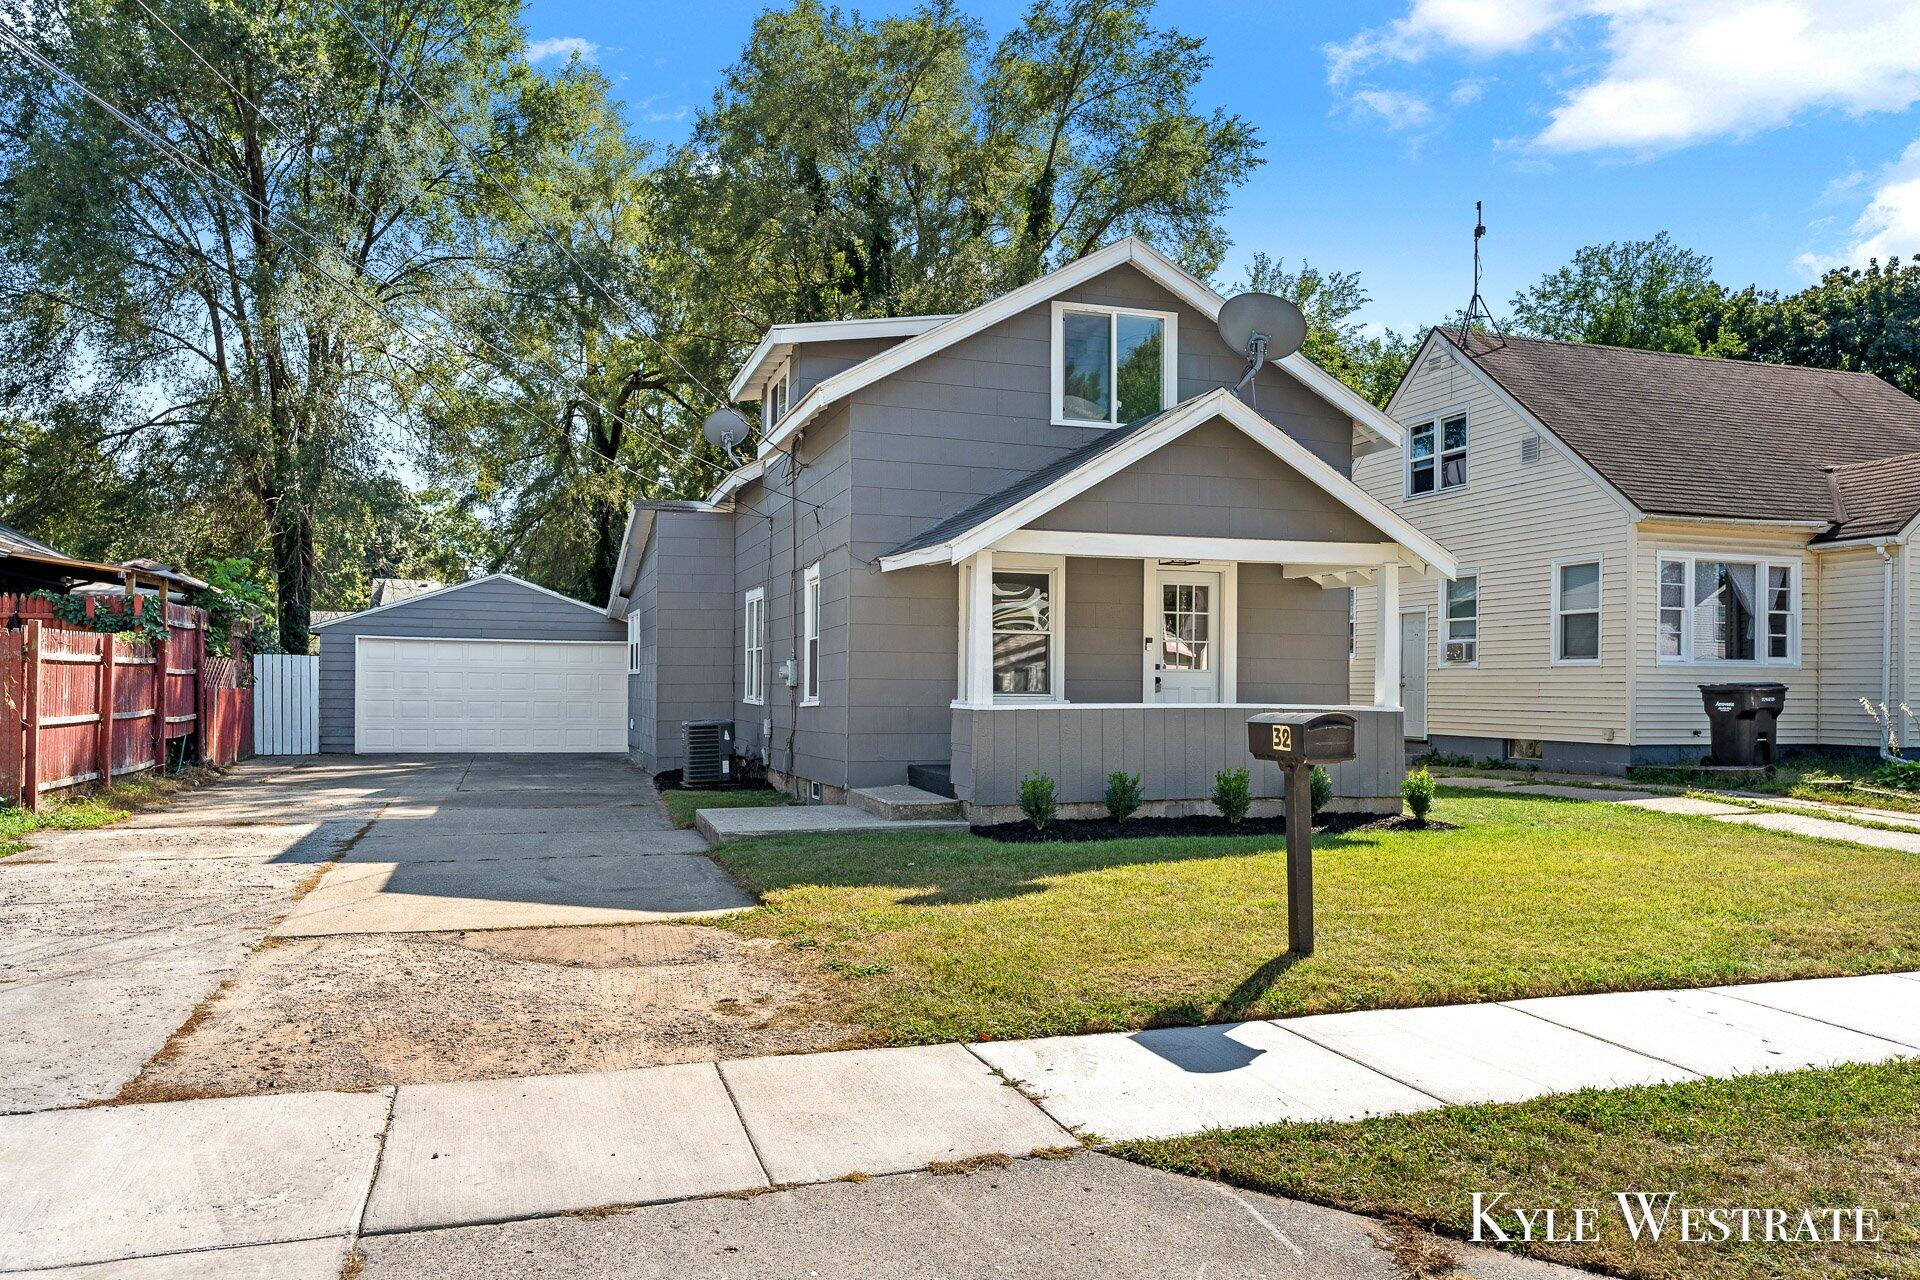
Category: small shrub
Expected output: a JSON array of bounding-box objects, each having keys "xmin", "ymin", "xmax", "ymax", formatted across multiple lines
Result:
[
  {"xmin": 1213, "ymin": 766, "xmax": 1252, "ymax": 824},
  {"xmin": 1403, "ymin": 767, "xmax": 1437, "ymax": 823},
  {"xmin": 1309, "ymin": 765, "xmax": 1333, "ymax": 817},
  {"xmin": 1104, "ymin": 771, "xmax": 1143, "ymax": 822},
  {"xmin": 1866, "ymin": 760, "xmax": 1920, "ymax": 791},
  {"xmin": 1411, "ymin": 748, "xmax": 1472, "ymax": 768},
  {"xmin": 1018, "ymin": 771, "xmax": 1057, "ymax": 830}
]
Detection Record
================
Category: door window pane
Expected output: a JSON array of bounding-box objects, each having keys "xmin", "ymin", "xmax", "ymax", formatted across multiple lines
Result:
[
  {"xmin": 1161, "ymin": 582, "xmax": 1211, "ymax": 671},
  {"xmin": 1115, "ymin": 313, "xmax": 1165, "ymax": 423},
  {"xmin": 1059, "ymin": 312, "xmax": 1111, "ymax": 423}
]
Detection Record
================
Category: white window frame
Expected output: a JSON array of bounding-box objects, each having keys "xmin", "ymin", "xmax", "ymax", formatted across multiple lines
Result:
[
  {"xmin": 1552, "ymin": 557, "xmax": 1603, "ymax": 666},
  {"xmin": 761, "ymin": 360, "xmax": 791, "ymax": 435},
  {"xmin": 626, "ymin": 610, "xmax": 642, "ymax": 674},
  {"xmin": 1439, "ymin": 572, "xmax": 1479, "ymax": 667},
  {"xmin": 992, "ymin": 552, "xmax": 1066, "ymax": 703},
  {"xmin": 742, "ymin": 587, "xmax": 766, "ymax": 705},
  {"xmin": 1049, "ymin": 301, "xmax": 1179, "ymax": 429},
  {"xmin": 1406, "ymin": 406, "xmax": 1469, "ymax": 499},
  {"xmin": 801, "ymin": 562, "xmax": 821, "ymax": 705},
  {"xmin": 1655, "ymin": 551, "xmax": 1802, "ymax": 667}
]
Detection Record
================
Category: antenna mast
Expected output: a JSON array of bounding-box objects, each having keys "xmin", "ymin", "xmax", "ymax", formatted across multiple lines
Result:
[{"xmin": 1460, "ymin": 200, "xmax": 1504, "ymax": 348}]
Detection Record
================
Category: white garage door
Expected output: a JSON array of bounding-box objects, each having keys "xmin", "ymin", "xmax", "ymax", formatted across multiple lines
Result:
[{"xmin": 354, "ymin": 637, "xmax": 626, "ymax": 754}]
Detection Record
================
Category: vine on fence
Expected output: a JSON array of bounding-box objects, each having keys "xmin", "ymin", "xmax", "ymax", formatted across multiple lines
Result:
[{"xmin": 29, "ymin": 590, "xmax": 168, "ymax": 645}]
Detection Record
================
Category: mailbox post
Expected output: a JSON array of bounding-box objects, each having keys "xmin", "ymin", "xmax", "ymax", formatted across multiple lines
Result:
[{"xmin": 1246, "ymin": 711, "xmax": 1358, "ymax": 955}]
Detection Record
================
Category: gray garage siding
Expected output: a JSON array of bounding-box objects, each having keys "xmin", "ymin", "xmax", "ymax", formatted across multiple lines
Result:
[{"xmin": 316, "ymin": 575, "xmax": 621, "ymax": 754}]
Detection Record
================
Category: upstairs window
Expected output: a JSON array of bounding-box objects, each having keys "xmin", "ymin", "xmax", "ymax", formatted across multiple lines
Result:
[
  {"xmin": 761, "ymin": 364, "xmax": 790, "ymax": 434},
  {"xmin": 1658, "ymin": 554, "xmax": 1799, "ymax": 664},
  {"xmin": 1052, "ymin": 303, "xmax": 1176, "ymax": 427},
  {"xmin": 1409, "ymin": 411, "xmax": 1468, "ymax": 495}
]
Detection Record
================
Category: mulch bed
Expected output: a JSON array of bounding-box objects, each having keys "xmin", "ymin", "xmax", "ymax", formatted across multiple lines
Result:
[{"xmin": 972, "ymin": 812, "xmax": 1456, "ymax": 844}]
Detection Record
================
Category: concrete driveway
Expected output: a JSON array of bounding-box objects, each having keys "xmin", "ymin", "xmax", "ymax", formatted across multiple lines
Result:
[
  {"xmin": 0, "ymin": 755, "xmax": 756, "ymax": 1113},
  {"xmin": 273, "ymin": 755, "xmax": 751, "ymax": 937}
]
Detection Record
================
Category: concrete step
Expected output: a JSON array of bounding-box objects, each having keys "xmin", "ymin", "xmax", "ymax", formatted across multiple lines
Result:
[
  {"xmin": 906, "ymin": 762, "xmax": 954, "ymax": 798},
  {"xmin": 848, "ymin": 785, "xmax": 963, "ymax": 821}
]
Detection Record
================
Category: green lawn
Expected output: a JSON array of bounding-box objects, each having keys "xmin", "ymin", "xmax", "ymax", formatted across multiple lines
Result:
[
  {"xmin": 658, "ymin": 785, "xmax": 790, "ymax": 829},
  {"xmin": 1117, "ymin": 1061, "xmax": 1920, "ymax": 1280},
  {"xmin": 709, "ymin": 788, "xmax": 1920, "ymax": 1044},
  {"xmin": 0, "ymin": 790, "xmax": 137, "ymax": 857},
  {"xmin": 1629, "ymin": 750, "xmax": 1920, "ymax": 815}
]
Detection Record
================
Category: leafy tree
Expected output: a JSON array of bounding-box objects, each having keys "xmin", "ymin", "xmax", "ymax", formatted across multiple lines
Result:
[
  {"xmin": 1233, "ymin": 253, "xmax": 1416, "ymax": 406},
  {"xmin": 1509, "ymin": 233, "xmax": 1736, "ymax": 355},
  {"xmin": 0, "ymin": 0, "xmax": 580, "ymax": 650},
  {"xmin": 1719, "ymin": 258, "xmax": 1920, "ymax": 397}
]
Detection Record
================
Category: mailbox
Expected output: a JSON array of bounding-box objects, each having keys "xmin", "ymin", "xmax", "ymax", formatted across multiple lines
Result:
[{"xmin": 1246, "ymin": 711, "xmax": 1357, "ymax": 767}]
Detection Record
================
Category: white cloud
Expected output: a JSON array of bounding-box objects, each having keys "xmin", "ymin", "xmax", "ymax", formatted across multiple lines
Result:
[
  {"xmin": 1329, "ymin": 0, "xmax": 1920, "ymax": 155},
  {"xmin": 525, "ymin": 36, "xmax": 596, "ymax": 64},
  {"xmin": 1351, "ymin": 88, "xmax": 1435, "ymax": 131},
  {"xmin": 1800, "ymin": 140, "xmax": 1920, "ymax": 272},
  {"xmin": 1449, "ymin": 79, "xmax": 1487, "ymax": 106}
]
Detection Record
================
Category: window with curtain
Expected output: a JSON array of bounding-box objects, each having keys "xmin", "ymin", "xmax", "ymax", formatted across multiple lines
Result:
[
  {"xmin": 1657, "ymin": 556, "xmax": 1797, "ymax": 664},
  {"xmin": 991, "ymin": 570, "xmax": 1054, "ymax": 696},
  {"xmin": 1055, "ymin": 306, "xmax": 1170, "ymax": 426},
  {"xmin": 1444, "ymin": 575, "xmax": 1478, "ymax": 664},
  {"xmin": 1555, "ymin": 561, "xmax": 1601, "ymax": 662}
]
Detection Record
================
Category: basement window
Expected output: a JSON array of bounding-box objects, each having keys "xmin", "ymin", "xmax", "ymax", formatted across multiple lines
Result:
[{"xmin": 1506, "ymin": 739, "xmax": 1544, "ymax": 762}]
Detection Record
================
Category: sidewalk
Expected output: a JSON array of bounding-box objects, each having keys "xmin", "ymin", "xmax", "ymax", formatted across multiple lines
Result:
[{"xmin": 6, "ymin": 971, "xmax": 1917, "ymax": 1275}]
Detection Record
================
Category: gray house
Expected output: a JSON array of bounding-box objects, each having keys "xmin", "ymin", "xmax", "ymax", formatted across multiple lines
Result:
[{"xmin": 607, "ymin": 238, "xmax": 1455, "ymax": 818}]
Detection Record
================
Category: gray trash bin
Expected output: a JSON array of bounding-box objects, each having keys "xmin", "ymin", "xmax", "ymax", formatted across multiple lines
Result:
[{"xmin": 1698, "ymin": 683, "xmax": 1787, "ymax": 766}]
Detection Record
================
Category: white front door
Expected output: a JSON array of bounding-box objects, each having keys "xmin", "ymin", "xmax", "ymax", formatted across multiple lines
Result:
[
  {"xmin": 1399, "ymin": 611, "xmax": 1428, "ymax": 738},
  {"xmin": 1154, "ymin": 569, "xmax": 1222, "ymax": 703}
]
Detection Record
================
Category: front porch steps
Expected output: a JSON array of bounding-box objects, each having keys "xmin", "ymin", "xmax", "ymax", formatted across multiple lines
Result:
[
  {"xmin": 695, "ymin": 803, "xmax": 967, "ymax": 846},
  {"xmin": 848, "ymin": 785, "xmax": 963, "ymax": 821}
]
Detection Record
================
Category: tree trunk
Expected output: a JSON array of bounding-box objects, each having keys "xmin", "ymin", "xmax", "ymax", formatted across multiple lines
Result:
[{"xmin": 272, "ymin": 501, "xmax": 315, "ymax": 654}]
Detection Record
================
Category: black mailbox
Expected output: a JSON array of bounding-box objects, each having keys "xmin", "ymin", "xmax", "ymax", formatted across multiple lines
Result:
[{"xmin": 1246, "ymin": 711, "xmax": 1358, "ymax": 767}]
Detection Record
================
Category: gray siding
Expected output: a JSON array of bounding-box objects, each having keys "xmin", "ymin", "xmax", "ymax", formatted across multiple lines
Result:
[
  {"xmin": 843, "ymin": 262, "xmax": 1367, "ymax": 788},
  {"xmin": 316, "ymin": 576, "xmax": 621, "ymax": 754},
  {"xmin": 952, "ymin": 705, "xmax": 1404, "ymax": 809},
  {"xmin": 1063, "ymin": 556, "xmax": 1141, "ymax": 703},
  {"xmin": 1239, "ymin": 563, "xmax": 1350, "ymax": 704},
  {"xmin": 790, "ymin": 337, "xmax": 899, "ymax": 401},
  {"xmin": 630, "ymin": 510, "xmax": 734, "ymax": 771}
]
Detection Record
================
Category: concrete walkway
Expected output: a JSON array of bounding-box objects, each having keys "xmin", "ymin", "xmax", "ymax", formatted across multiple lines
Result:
[
  {"xmin": 1443, "ymin": 772, "xmax": 1920, "ymax": 855},
  {"xmin": 7, "ymin": 970, "xmax": 1915, "ymax": 1275}
]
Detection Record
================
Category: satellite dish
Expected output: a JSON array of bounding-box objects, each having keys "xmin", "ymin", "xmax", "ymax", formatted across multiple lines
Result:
[
  {"xmin": 1216, "ymin": 291, "xmax": 1306, "ymax": 402},
  {"xmin": 702, "ymin": 408, "xmax": 752, "ymax": 461}
]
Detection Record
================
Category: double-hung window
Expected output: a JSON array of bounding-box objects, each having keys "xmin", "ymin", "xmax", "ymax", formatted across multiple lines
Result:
[
  {"xmin": 1554, "ymin": 560, "xmax": 1601, "ymax": 663},
  {"xmin": 1052, "ymin": 302, "xmax": 1176, "ymax": 427},
  {"xmin": 801, "ymin": 563, "xmax": 821, "ymax": 705},
  {"xmin": 1443, "ymin": 574, "xmax": 1478, "ymax": 665},
  {"xmin": 991, "ymin": 564, "xmax": 1059, "ymax": 698},
  {"xmin": 762, "ymin": 364, "xmax": 790, "ymax": 434},
  {"xmin": 1409, "ymin": 412, "xmax": 1468, "ymax": 496},
  {"xmin": 1657, "ymin": 554, "xmax": 1799, "ymax": 664},
  {"xmin": 742, "ymin": 588, "xmax": 765, "ymax": 705},
  {"xmin": 626, "ymin": 610, "xmax": 642, "ymax": 673}
]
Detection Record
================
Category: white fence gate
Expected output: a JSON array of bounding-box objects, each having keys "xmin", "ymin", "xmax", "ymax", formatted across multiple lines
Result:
[{"xmin": 252, "ymin": 654, "xmax": 319, "ymax": 755}]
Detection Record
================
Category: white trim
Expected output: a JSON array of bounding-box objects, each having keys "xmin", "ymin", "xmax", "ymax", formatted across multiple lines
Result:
[
  {"xmin": 743, "ymin": 587, "xmax": 766, "ymax": 706},
  {"xmin": 606, "ymin": 505, "xmax": 643, "ymax": 616},
  {"xmin": 1438, "ymin": 572, "xmax": 1479, "ymax": 667},
  {"xmin": 313, "ymin": 573, "xmax": 607, "ymax": 631},
  {"xmin": 952, "ymin": 700, "xmax": 1390, "ymax": 712},
  {"xmin": 350, "ymin": 635, "xmax": 623, "ymax": 646},
  {"xmin": 995, "ymin": 530, "xmax": 1402, "ymax": 566},
  {"xmin": 757, "ymin": 237, "xmax": 1407, "ymax": 457},
  {"xmin": 1404, "ymin": 404, "xmax": 1470, "ymax": 500},
  {"xmin": 727, "ymin": 315, "xmax": 954, "ymax": 403},
  {"xmin": 626, "ymin": 610, "xmax": 643, "ymax": 674},
  {"xmin": 1140, "ymin": 560, "xmax": 1236, "ymax": 703},
  {"xmin": 1654, "ymin": 550, "xmax": 1804, "ymax": 667},
  {"xmin": 876, "ymin": 389, "xmax": 1456, "ymax": 577},
  {"xmin": 705, "ymin": 457, "xmax": 766, "ymax": 507},
  {"xmin": 986, "ymin": 552, "xmax": 1066, "ymax": 703},
  {"xmin": 1048, "ymin": 300, "xmax": 1180, "ymax": 428},
  {"xmin": 1551, "ymin": 556, "xmax": 1603, "ymax": 665},
  {"xmin": 800, "ymin": 562, "xmax": 821, "ymax": 706}
]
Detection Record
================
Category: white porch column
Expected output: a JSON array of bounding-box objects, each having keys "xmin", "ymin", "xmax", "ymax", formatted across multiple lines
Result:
[
  {"xmin": 1373, "ymin": 560, "xmax": 1401, "ymax": 709},
  {"xmin": 966, "ymin": 548, "xmax": 994, "ymax": 704}
]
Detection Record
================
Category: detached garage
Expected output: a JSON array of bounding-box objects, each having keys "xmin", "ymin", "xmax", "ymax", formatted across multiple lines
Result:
[{"xmin": 315, "ymin": 575, "xmax": 626, "ymax": 754}]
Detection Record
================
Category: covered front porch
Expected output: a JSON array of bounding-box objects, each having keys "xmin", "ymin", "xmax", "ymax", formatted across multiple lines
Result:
[{"xmin": 875, "ymin": 389, "xmax": 1455, "ymax": 820}]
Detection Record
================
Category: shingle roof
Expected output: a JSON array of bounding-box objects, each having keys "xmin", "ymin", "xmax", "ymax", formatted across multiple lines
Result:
[
  {"xmin": 883, "ymin": 397, "xmax": 1205, "ymax": 559},
  {"xmin": 1816, "ymin": 451, "xmax": 1920, "ymax": 543},
  {"xmin": 1453, "ymin": 332, "xmax": 1920, "ymax": 529},
  {"xmin": 0, "ymin": 522, "xmax": 68, "ymax": 559}
]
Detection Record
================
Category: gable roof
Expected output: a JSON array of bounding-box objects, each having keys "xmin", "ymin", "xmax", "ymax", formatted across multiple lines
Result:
[
  {"xmin": 1815, "ymin": 451, "xmax": 1920, "ymax": 544},
  {"xmin": 755, "ymin": 237, "xmax": 1406, "ymax": 458},
  {"xmin": 877, "ymin": 388, "xmax": 1456, "ymax": 576},
  {"xmin": 1449, "ymin": 331, "xmax": 1920, "ymax": 528},
  {"xmin": 0, "ymin": 522, "xmax": 66, "ymax": 559},
  {"xmin": 311, "ymin": 572, "xmax": 605, "ymax": 631},
  {"xmin": 727, "ymin": 314, "xmax": 955, "ymax": 403}
]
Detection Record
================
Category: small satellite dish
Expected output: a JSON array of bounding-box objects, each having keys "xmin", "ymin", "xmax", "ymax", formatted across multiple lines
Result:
[
  {"xmin": 1217, "ymin": 291, "xmax": 1306, "ymax": 401},
  {"xmin": 702, "ymin": 408, "xmax": 752, "ymax": 461}
]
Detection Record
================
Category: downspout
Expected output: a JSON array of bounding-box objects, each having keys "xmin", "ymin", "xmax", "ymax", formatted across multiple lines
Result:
[{"xmin": 1879, "ymin": 544, "xmax": 1897, "ymax": 760}]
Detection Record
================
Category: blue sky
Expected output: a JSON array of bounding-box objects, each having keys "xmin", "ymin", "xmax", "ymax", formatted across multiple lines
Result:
[{"xmin": 520, "ymin": 0, "xmax": 1920, "ymax": 334}]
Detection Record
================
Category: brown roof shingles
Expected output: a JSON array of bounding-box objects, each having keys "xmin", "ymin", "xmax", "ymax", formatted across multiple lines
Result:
[{"xmin": 1452, "ymin": 332, "xmax": 1920, "ymax": 536}]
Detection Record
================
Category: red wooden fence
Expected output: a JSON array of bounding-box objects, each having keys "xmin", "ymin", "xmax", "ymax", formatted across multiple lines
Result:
[{"xmin": 1, "ymin": 591, "xmax": 254, "ymax": 811}]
